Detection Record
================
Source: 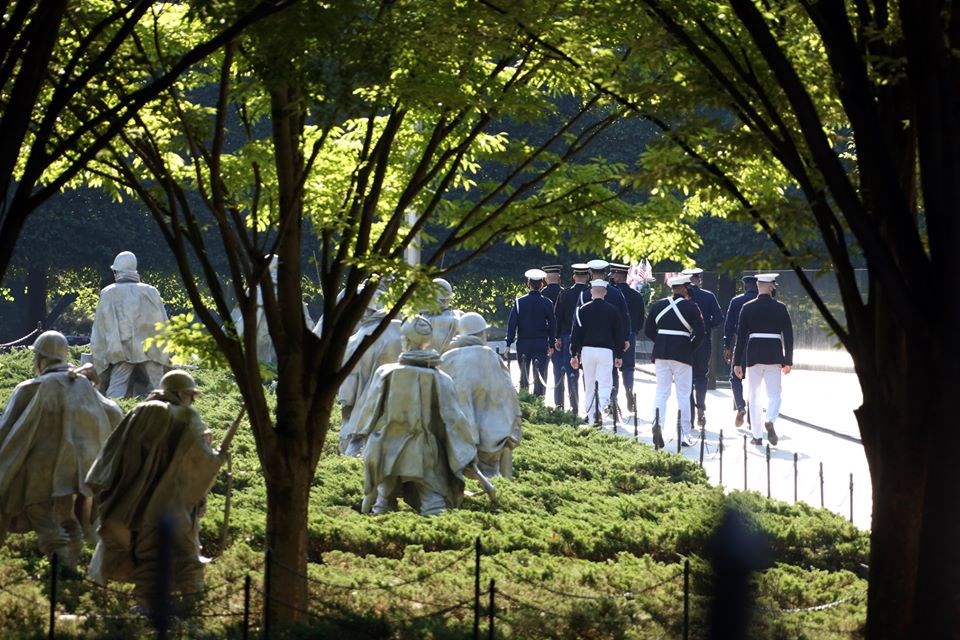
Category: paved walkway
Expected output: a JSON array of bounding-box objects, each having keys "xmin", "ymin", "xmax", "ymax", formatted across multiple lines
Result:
[{"xmin": 506, "ymin": 357, "xmax": 871, "ymax": 530}]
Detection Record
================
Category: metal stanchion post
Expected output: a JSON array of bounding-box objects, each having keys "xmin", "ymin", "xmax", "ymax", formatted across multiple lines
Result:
[
  {"xmin": 849, "ymin": 473, "xmax": 854, "ymax": 523},
  {"xmin": 633, "ymin": 393, "xmax": 639, "ymax": 437},
  {"xmin": 766, "ymin": 445, "xmax": 771, "ymax": 498},
  {"xmin": 819, "ymin": 462, "xmax": 825, "ymax": 508},
  {"xmin": 719, "ymin": 429, "xmax": 724, "ymax": 486},
  {"xmin": 699, "ymin": 429, "xmax": 705, "ymax": 466},
  {"xmin": 532, "ymin": 358, "xmax": 538, "ymax": 396},
  {"xmin": 612, "ymin": 396, "xmax": 618, "ymax": 434},
  {"xmin": 676, "ymin": 410, "xmax": 682, "ymax": 454},
  {"xmin": 793, "ymin": 453, "xmax": 798, "ymax": 503},
  {"xmin": 594, "ymin": 381, "xmax": 601, "ymax": 427}
]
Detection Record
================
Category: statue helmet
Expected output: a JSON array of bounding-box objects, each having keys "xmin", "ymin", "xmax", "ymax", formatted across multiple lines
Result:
[
  {"xmin": 457, "ymin": 311, "xmax": 488, "ymax": 336},
  {"xmin": 160, "ymin": 369, "xmax": 199, "ymax": 395},
  {"xmin": 360, "ymin": 284, "xmax": 384, "ymax": 311},
  {"xmin": 400, "ymin": 315, "xmax": 433, "ymax": 350},
  {"xmin": 30, "ymin": 331, "xmax": 69, "ymax": 362},
  {"xmin": 433, "ymin": 278, "xmax": 454, "ymax": 303},
  {"xmin": 111, "ymin": 251, "xmax": 138, "ymax": 272}
]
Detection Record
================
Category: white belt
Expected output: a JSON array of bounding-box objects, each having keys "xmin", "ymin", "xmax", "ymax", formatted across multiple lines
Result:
[
  {"xmin": 659, "ymin": 329, "xmax": 691, "ymax": 337},
  {"xmin": 749, "ymin": 333, "xmax": 782, "ymax": 340}
]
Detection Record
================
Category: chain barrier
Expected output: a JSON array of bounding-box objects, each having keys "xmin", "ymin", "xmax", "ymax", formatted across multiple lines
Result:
[
  {"xmin": 0, "ymin": 325, "xmax": 42, "ymax": 351},
  {"xmin": 254, "ymin": 586, "xmax": 327, "ymax": 622},
  {"xmin": 0, "ymin": 552, "xmax": 865, "ymax": 636},
  {"xmin": 773, "ymin": 588, "xmax": 866, "ymax": 614},
  {"xmin": 531, "ymin": 362, "xmax": 563, "ymax": 391},
  {"xmin": 488, "ymin": 556, "xmax": 682, "ymax": 601},
  {"xmin": 406, "ymin": 598, "xmax": 473, "ymax": 621},
  {"xmin": 268, "ymin": 546, "xmax": 473, "ymax": 591},
  {"xmin": 75, "ymin": 574, "xmax": 235, "ymax": 602},
  {"xmin": 494, "ymin": 589, "xmax": 564, "ymax": 617}
]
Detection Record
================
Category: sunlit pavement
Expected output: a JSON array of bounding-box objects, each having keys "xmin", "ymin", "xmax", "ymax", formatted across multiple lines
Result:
[{"xmin": 501, "ymin": 353, "xmax": 871, "ymax": 530}]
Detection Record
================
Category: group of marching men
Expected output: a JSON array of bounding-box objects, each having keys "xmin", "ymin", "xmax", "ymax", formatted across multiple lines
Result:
[
  {"xmin": 504, "ymin": 259, "xmax": 645, "ymax": 418},
  {"xmin": 336, "ymin": 280, "xmax": 521, "ymax": 516},
  {"xmin": 502, "ymin": 261, "xmax": 795, "ymax": 449}
]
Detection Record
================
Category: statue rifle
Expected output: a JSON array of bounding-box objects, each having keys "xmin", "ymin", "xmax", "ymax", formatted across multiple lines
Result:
[
  {"xmin": 219, "ymin": 406, "xmax": 246, "ymax": 457},
  {"xmin": 219, "ymin": 406, "xmax": 246, "ymax": 551}
]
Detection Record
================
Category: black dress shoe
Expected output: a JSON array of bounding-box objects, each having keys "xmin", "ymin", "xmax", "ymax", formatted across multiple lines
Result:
[
  {"xmin": 750, "ymin": 437, "xmax": 763, "ymax": 445},
  {"xmin": 764, "ymin": 420, "xmax": 778, "ymax": 446}
]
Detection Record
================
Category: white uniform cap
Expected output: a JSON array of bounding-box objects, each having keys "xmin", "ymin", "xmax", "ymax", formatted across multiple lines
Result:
[
  {"xmin": 589, "ymin": 279, "xmax": 608, "ymax": 288},
  {"xmin": 571, "ymin": 263, "xmax": 590, "ymax": 274},
  {"xmin": 524, "ymin": 268, "xmax": 547, "ymax": 280},
  {"xmin": 668, "ymin": 275, "xmax": 692, "ymax": 287},
  {"xmin": 586, "ymin": 259, "xmax": 609, "ymax": 271},
  {"xmin": 681, "ymin": 267, "xmax": 703, "ymax": 276},
  {"xmin": 756, "ymin": 272, "xmax": 779, "ymax": 283}
]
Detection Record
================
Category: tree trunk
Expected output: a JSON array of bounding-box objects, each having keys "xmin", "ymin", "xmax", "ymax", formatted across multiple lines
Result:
[
  {"xmin": 859, "ymin": 331, "xmax": 960, "ymax": 637},
  {"xmin": 264, "ymin": 432, "xmax": 313, "ymax": 623}
]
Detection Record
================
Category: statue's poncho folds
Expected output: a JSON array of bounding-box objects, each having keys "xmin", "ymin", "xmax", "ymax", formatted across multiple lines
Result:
[{"xmin": 352, "ymin": 351, "xmax": 478, "ymax": 513}]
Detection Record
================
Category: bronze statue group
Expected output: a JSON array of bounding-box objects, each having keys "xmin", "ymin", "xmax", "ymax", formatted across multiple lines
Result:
[{"xmin": 0, "ymin": 252, "xmax": 521, "ymax": 617}]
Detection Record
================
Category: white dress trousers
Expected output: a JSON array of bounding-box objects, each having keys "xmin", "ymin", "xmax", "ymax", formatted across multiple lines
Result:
[
  {"xmin": 580, "ymin": 346, "xmax": 613, "ymax": 419},
  {"xmin": 746, "ymin": 363, "xmax": 783, "ymax": 439},
  {"xmin": 653, "ymin": 359, "xmax": 694, "ymax": 438}
]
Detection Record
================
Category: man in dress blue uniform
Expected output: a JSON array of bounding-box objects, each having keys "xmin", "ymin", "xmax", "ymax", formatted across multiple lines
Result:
[
  {"xmin": 505, "ymin": 268, "xmax": 556, "ymax": 397},
  {"xmin": 644, "ymin": 275, "xmax": 706, "ymax": 448},
  {"xmin": 682, "ymin": 267, "xmax": 724, "ymax": 428},
  {"xmin": 553, "ymin": 263, "xmax": 590, "ymax": 411},
  {"xmin": 569, "ymin": 279, "xmax": 624, "ymax": 424},
  {"xmin": 581, "ymin": 259, "xmax": 630, "ymax": 414},
  {"xmin": 541, "ymin": 265, "xmax": 566, "ymax": 408},
  {"xmin": 723, "ymin": 274, "xmax": 758, "ymax": 427},
  {"xmin": 609, "ymin": 263, "xmax": 645, "ymax": 414},
  {"xmin": 734, "ymin": 273, "xmax": 793, "ymax": 446}
]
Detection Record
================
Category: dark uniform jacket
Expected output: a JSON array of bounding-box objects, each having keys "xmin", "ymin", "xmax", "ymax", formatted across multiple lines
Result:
[
  {"xmin": 506, "ymin": 290, "xmax": 556, "ymax": 347},
  {"xmin": 555, "ymin": 282, "xmax": 589, "ymax": 338},
  {"xmin": 643, "ymin": 295, "xmax": 706, "ymax": 365},
  {"xmin": 733, "ymin": 295, "xmax": 793, "ymax": 367},
  {"xmin": 579, "ymin": 284, "xmax": 630, "ymax": 344},
  {"xmin": 687, "ymin": 284, "xmax": 724, "ymax": 337},
  {"xmin": 570, "ymin": 298, "xmax": 624, "ymax": 358},
  {"xmin": 723, "ymin": 288, "xmax": 758, "ymax": 350},
  {"xmin": 615, "ymin": 282, "xmax": 645, "ymax": 334},
  {"xmin": 542, "ymin": 282, "xmax": 561, "ymax": 307}
]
